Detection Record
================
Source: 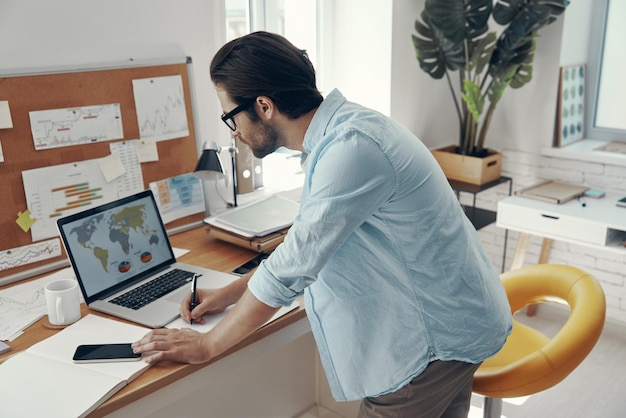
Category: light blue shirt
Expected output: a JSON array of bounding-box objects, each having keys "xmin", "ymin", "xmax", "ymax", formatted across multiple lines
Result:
[{"xmin": 248, "ymin": 89, "xmax": 512, "ymax": 401}]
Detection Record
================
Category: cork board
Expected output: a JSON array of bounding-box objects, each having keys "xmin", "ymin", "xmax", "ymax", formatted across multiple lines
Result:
[{"xmin": 0, "ymin": 58, "xmax": 200, "ymax": 280}]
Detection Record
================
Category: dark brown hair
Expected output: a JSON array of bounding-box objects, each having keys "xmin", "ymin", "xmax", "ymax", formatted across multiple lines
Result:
[{"xmin": 210, "ymin": 31, "xmax": 323, "ymax": 119}]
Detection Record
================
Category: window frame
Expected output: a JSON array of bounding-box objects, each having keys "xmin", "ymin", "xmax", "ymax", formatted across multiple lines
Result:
[{"xmin": 585, "ymin": 0, "xmax": 626, "ymax": 142}]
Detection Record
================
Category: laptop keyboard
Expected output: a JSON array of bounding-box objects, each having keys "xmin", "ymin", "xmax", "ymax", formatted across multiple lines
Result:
[{"xmin": 110, "ymin": 268, "xmax": 194, "ymax": 310}]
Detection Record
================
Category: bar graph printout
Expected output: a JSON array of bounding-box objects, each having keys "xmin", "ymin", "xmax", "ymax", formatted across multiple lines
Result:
[
  {"xmin": 29, "ymin": 104, "xmax": 124, "ymax": 150},
  {"xmin": 22, "ymin": 159, "xmax": 142, "ymax": 241}
]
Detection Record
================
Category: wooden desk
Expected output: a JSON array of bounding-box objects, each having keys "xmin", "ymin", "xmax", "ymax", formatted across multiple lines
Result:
[{"xmin": 0, "ymin": 227, "xmax": 313, "ymax": 418}]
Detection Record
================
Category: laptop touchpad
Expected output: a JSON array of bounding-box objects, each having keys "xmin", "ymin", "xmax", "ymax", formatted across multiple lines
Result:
[{"xmin": 166, "ymin": 289, "xmax": 186, "ymax": 304}]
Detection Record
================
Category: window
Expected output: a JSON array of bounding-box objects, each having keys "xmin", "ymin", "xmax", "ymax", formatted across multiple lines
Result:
[
  {"xmin": 224, "ymin": 0, "xmax": 316, "ymax": 191},
  {"xmin": 587, "ymin": 0, "xmax": 626, "ymax": 141}
]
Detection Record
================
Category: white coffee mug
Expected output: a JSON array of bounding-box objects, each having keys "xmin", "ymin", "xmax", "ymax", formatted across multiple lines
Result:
[{"xmin": 45, "ymin": 279, "xmax": 81, "ymax": 326}]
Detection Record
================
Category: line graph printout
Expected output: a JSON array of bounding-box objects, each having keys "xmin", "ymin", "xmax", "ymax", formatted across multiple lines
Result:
[
  {"xmin": 133, "ymin": 75, "xmax": 189, "ymax": 141},
  {"xmin": 0, "ymin": 267, "xmax": 77, "ymax": 341},
  {"xmin": 0, "ymin": 238, "xmax": 62, "ymax": 272},
  {"xmin": 29, "ymin": 103, "xmax": 124, "ymax": 150}
]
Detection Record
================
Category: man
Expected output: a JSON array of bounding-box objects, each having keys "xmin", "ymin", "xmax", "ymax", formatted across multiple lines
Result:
[{"xmin": 133, "ymin": 31, "xmax": 512, "ymax": 417}]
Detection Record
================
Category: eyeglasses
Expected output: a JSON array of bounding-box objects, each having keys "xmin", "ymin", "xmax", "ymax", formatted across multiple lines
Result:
[{"xmin": 221, "ymin": 99, "xmax": 255, "ymax": 131}]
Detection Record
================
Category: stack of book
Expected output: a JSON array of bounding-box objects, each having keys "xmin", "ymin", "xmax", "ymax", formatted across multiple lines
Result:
[{"xmin": 204, "ymin": 194, "xmax": 299, "ymax": 252}]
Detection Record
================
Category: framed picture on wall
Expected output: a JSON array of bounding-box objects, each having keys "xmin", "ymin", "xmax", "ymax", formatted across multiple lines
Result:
[{"xmin": 556, "ymin": 64, "xmax": 586, "ymax": 147}]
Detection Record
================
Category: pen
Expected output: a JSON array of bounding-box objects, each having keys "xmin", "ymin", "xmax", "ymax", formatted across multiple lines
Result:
[
  {"xmin": 578, "ymin": 195, "xmax": 586, "ymax": 207},
  {"xmin": 189, "ymin": 273, "xmax": 198, "ymax": 324}
]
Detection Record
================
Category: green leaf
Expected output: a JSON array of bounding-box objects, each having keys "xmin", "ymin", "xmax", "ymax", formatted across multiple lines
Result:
[
  {"xmin": 510, "ymin": 36, "xmax": 536, "ymax": 88},
  {"xmin": 426, "ymin": 0, "xmax": 492, "ymax": 43},
  {"xmin": 488, "ymin": 65, "xmax": 517, "ymax": 105},
  {"xmin": 493, "ymin": 0, "xmax": 569, "ymax": 26},
  {"xmin": 462, "ymin": 79, "xmax": 484, "ymax": 122},
  {"xmin": 412, "ymin": 11, "xmax": 465, "ymax": 79},
  {"xmin": 467, "ymin": 32, "xmax": 497, "ymax": 76}
]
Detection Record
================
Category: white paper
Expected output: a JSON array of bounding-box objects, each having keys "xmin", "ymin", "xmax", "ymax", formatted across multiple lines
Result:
[
  {"xmin": 0, "ymin": 238, "xmax": 62, "ymax": 273},
  {"xmin": 167, "ymin": 301, "xmax": 299, "ymax": 333},
  {"xmin": 27, "ymin": 315, "xmax": 150, "ymax": 379},
  {"xmin": 0, "ymin": 267, "xmax": 79, "ymax": 341},
  {"xmin": 132, "ymin": 75, "xmax": 189, "ymax": 141},
  {"xmin": 137, "ymin": 139, "xmax": 159, "ymax": 162},
  {"xmin": 109, "ymin": 140, "xmax": 145, "ymax": 197},
  {"xmin": 22, "ymin": 158, "xmax": 143, "ymax": 241},
  {"xmin": 0, "ymin": 315, "xmax": 152, "ymax": 418},
  {"xmin": 149, "ymin": 173, "xmax": 205, "ymax": 224},
  {"xmin": 29, "ymin": 103, "xmax": 123, "ymax": 150},
  {"xmin": 0, "ymin": 100, "xmax": 13, "ymax": 129},
  {"xmin": 98, "ymin": 151, "xmax": 126, "ymax": 183}
]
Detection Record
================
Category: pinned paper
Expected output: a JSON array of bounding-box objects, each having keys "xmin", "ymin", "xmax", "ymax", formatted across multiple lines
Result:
[
  {"xmin": 0, "ymin": 100, "xmax": 13, "ymax": 129},
  {"xmin": 98, "ymin": 151, "xmax": 126, "ymax": 182},
  {"xmin": 0, "ymin": 139, "xmax": 4, "ymax": 163},
  {"xmin": 138, "ymin": 140, "xmax": 159, "ymax": 162},
  {"xmin": 16, "ymin": 210, "xmax": 37, "ymax": 233}
]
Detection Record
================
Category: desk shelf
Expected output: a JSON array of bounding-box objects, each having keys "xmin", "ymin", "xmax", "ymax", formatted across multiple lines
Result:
[
  {"xmin": 460, "ymin": 206, "xmax": 497, "ymax": 230},
  {"xmin": 449, "ymin": 176, "xmax": 513, "ymax": 231},
  {"xmin": 607, "ymin": 228, "xmax": 626, "ymax": 251}
]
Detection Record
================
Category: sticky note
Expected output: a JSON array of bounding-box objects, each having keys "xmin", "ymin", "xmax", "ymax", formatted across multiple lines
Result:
[
  {"xmin": 138, "ymin": 140, "xmax": 159, "ymax": 162},
  {"xmin": 16, "ymin": 210, "xmax": 37, "ymax": 233},
  {"xmin": 98, "ymin": 151, "xmax": 126, "ymax": 182}
]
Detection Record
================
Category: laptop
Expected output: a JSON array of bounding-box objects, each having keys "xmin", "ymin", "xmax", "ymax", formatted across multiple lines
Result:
[{"xmin": 57, "ymin": 189, "xmax": 217, "ymax": 328}]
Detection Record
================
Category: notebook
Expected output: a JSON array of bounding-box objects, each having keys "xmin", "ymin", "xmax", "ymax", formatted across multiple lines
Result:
[
  {"xmin": 57, "ymin": 189, "xmax": 225, "ymax": 328},
  {"xmin": 204, "ymin": 194, "xmax": 299, "ymax": 238},
  {"xmin": 515, "ymin": 180, "xmax": 589, "ymax": 204}
]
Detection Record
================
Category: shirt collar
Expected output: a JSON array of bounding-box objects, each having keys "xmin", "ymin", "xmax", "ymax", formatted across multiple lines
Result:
[{"xmin": 303, "ymin": 88, "xmax": 346, "ymax": 154}]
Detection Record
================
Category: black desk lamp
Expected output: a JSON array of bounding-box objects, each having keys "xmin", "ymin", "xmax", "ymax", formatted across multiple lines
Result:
[{"xmin": 194, "ymin": 141, "xmax": 238, "ymax": 207}]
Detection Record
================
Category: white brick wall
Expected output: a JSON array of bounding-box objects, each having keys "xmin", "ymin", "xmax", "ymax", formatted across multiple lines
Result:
[{"xmin": 464, "ymin": 148, "xmax": 626, "ymax": 325}]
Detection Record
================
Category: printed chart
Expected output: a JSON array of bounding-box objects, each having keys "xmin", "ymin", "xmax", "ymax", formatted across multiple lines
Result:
[
  {"xmin": 150, "ymin": 173, "xmax": 204, "ymax": 224},
  {"xmin": 29, "ymin": 104, "xmax": 124, "ymax": 150},
  {"xmin": 133, "ymin": 75, "xmax": 189, "ymax": 141},
  {"xmin": 22, "ymin": 159, "xmax": 142, "ymax": 241},
  {"xmin": 0, "ymin": 238, "xmax": 62, "ymax": 272},
  {"xmin": 0, "ymin": 268, "xmax": 75, "ymax": 340}
]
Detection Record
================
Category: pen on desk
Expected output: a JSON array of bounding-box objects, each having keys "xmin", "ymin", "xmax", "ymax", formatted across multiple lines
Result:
[
  {"xmin": 578, "ymin": 195, "xmax": 587, "ymax": 207},
  {"xmin": 189, "ymin": 273, "xmax": 198, "ymax": 324}
]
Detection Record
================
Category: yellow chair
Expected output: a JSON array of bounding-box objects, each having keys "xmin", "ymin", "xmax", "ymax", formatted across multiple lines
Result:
[{"xmin": 473, "ymin": 264, "xmax": 606, "ymax": 418}]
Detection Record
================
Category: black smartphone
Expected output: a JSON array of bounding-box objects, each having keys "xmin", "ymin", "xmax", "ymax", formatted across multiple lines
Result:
[
  {"xmin": 232, "ymin": 252, "xmax": 269, "ymax": 276},
  {"xmin": 72, "ymin": 343, "xmax": 141, "ymax": 363}
]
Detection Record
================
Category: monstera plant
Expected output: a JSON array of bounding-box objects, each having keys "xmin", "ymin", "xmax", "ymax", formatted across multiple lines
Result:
[{"xmin": 412, "ymin": 0, "xmax": 569, "ymax": 157}]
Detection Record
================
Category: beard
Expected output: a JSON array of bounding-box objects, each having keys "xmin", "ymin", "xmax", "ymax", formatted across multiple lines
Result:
[{"xmin": 246, "ymin": 119, "xmax": 282, "ymax": 159}]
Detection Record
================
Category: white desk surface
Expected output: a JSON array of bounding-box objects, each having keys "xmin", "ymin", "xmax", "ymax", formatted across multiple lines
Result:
[{"xmin": 497, "ymin": 194, "xmax": 626, "ymax": 256}]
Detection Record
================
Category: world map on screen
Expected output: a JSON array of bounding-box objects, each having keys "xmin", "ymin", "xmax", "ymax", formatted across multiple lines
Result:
[{"xmin": 68, "ymin": 204, "xmax": 160, "ymax": 273}]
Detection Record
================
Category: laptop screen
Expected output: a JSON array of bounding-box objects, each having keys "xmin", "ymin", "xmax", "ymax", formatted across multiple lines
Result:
[{"xmin": 57, "ymin": 190, "xmax": 176, "ymax": 303}]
